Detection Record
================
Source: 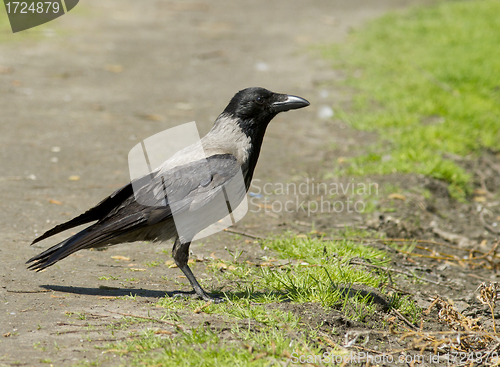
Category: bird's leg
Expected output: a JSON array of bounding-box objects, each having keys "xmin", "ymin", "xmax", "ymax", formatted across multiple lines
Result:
[{"xmin": 172, "ymin": 238, "xmax": 224, "ymax": 303}]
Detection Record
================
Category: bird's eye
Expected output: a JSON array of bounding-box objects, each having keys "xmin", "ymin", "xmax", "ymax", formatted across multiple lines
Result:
[{"xmin": 255, "ymin": 96, "xmax": 264, "ymax": 105}]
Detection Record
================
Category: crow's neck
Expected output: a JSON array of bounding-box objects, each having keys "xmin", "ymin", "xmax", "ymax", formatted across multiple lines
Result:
[
  {"xmin": 207, "ymin": 113, "xmax": 270, "ymax": 190},
  {"xmin": 240, "ymin": 125, "xmax": 267, "ymax": 190}
]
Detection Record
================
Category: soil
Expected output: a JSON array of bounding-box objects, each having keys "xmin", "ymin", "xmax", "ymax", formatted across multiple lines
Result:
[{"xmin": 1, "ymin": 0, "xmax": 499, "ymax": 366}]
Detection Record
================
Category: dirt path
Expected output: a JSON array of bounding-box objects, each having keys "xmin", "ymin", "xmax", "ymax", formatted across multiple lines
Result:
[{"xmin": 0, "ymin": 1, "xmax": 440, "ymax": 365}]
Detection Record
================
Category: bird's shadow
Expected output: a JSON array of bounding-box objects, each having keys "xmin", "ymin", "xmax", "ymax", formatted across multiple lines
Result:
[
  {"xmin": 40, "ymin": 284, "xmax": 188, "ymax": 299},
  {"xmin": 41, "ymin": 284, "xmax": 287, "ymax": 302}
]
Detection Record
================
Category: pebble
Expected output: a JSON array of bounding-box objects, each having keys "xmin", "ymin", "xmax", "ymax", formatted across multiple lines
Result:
[{"xmin": 317, "ymin": 105, "xmax": 334, "ymax": 119}]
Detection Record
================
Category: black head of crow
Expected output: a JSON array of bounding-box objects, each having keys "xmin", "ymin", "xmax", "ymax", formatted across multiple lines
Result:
[{"xmin": 27, "ymin": 87, "xmax": 309, "ymax": 302}]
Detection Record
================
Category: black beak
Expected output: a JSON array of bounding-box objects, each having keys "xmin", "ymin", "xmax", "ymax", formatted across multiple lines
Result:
[{"xmin": 272, "ymin": 95, "xmax": 310, "ymax": 113}]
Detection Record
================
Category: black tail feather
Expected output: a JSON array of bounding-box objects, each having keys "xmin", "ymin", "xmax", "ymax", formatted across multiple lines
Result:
[
  {"xmin": 27, "ymin": 229, "xmax": 91, "ymax": 271},
  {"xmin": 27, "ymin": 214, "xmax": 146, "ymax": 272}
]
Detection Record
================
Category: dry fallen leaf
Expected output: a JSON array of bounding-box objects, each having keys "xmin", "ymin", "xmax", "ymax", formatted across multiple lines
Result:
[
  {"xmin": 111, "ymin": 255, "xmax": 130, "ymax": 261},
  {"xmin": 68, "ymin": 175, "xmax": 80, "ymax": 181},
  {"xmin": 154, "ymin": 330, "xmax": 172, "ymax": 335},
  {"xmin": 165, "ymin": 260, "xmax": 178, "ymax": 268},
  {"xmin": 48, "ymin": 199, "xmax": 63, "ymax": 205},
  {"xmin": 105, "ymin": 64, "xmax": 124, "ymax": 73},
  {"xmin": 140, "ymin": 113, "xmax": 164, "ymax": 121},
  {"xmin": 0, "ymin": 65, "xmax": 13, "ymax": 74},
  {"xmin": 388, "ymin": 193, "xmax": 406, "ymax": 201},
  {"xmin": 130, "ymin": 268, "xmax": 146, "ymax": 272},
  {"xmin": 474, "ymin": 196, "xmax": 486, "ymax": 202}
]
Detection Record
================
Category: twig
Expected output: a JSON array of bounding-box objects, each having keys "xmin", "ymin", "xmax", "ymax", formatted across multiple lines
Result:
[
  {"xmin": 384, "ymin": 284, "xmax": 414, "ymax": 296},
  {"xmin": 87, "ymin": 313, "xmax": 113, "ymax": 318},
  {"xmin": 56, "ymin": 322, "xmax": 112, "ymax": 328},
  {"xmin": 467, "ymin": 273, "xmax": 492, "ymax": 281},
  {"xmin": 392, "ymin": 309, "xmax": 417, "ymax": 331},
  {"xmin": 51, "ymin": 328, "xmax": 110, "ymax": 335},
  {"xmin": 323, "ymin": 237, "xmax": 488, "ymax": 255},
  {"xmin": 410, "ymin": 61, "xmax": 460, "ymax": 95},
  {"xmin": 193, "ymin": 301, "xmax": 212, "ymax": 314},
  {"xmin": 6, "ymin": 289, "xmax": 50, "ymax": 293},
  {"xmin": 103, "ymin": 310, "xmax": 183, "ymax": 330},
  {"xmin": 484, "ymin": 342, "xmax": 500, "ymax": 361},
  {"xmin": 349, "ymin": 259, "xmax": 440, "ymax": 285},
  {"xmin": 223, "ymin": 228, "xmax": 262, "ymax": 240},
  {"xmin": 349, "ymin": 345, "xmax": 382, "ymax": 355}
]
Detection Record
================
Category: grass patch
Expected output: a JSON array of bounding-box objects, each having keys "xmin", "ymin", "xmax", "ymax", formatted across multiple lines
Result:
[
  {"xmin": 199, "ymin": 236, "xmax": 391, "ymax": 315},
  {"xmin": 105, "ymin": 325, "xmax": 319, "ymax": 367},
  {"xmin": 100, "ymin": 235, "xmax": 420, "ymax": 365},
  {"xmin": 322, "ymin": 0, "xmax": 500, "ymax": 198},
  {"xmin": 259, "ymin": 236, "xmax": 389, "ymax": 313}
]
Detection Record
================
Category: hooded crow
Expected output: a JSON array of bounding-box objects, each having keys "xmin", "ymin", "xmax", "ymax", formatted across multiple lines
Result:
[{"xmin": 27, "ymin": 87, "xmax": 310, "ymax": 302}]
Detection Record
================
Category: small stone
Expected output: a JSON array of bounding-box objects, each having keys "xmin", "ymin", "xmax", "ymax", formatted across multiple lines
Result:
[{"xmin": 317, "ymin": 105, "xmax": 334, "ymax": 120}]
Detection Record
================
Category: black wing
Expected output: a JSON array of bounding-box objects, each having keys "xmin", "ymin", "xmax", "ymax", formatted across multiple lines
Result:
[{"xmin": 27, "ymin": 154, "xmax": 244, "ymax": 270}]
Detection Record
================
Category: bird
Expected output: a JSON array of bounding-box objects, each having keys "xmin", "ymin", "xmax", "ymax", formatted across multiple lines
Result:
[{"xmin": 27, "ymin": 87, "xmax": 310, "ymax": 302}]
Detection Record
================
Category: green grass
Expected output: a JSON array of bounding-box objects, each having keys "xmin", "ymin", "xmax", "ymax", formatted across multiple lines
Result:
[
  {"xmin": 323, "ymin": 0, "xmax": 500, "ymax": 198},
  {"xmin": 97, "ymin": 234, "xmax": 421, "ymax": 366},
  {"xmin": 105, "ymin": 325, "xmax": 319, "ymax": 367},
  {"xmin": 199, "ymin": 236, "xmax": 391, "ymax": 315}
]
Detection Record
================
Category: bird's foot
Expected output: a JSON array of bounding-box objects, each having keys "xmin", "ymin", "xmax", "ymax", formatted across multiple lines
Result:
[
  {"xmin": 171, "ymin": 290, "xmax": 225, "ymax": 303},
  {"xmin": 202, "ymin": 294, "xmax": 225, "ymax": 304}
]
